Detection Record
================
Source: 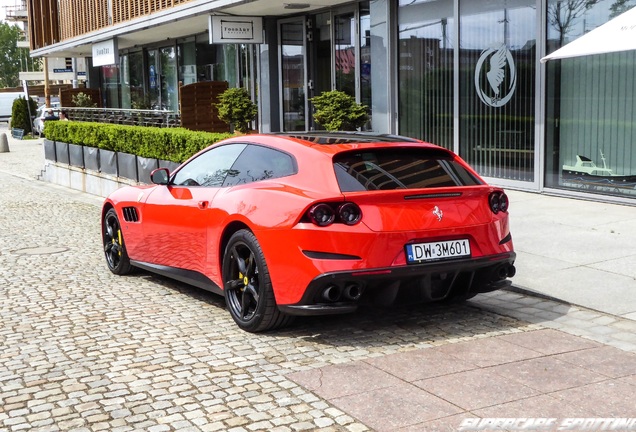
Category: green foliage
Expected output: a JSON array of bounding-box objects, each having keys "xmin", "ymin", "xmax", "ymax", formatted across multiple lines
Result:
[
  {"xmin": 310, "ymin": 90, "xmax": 368, "ymax": 131},
  {"xmin": 0, "ymin": 22, "xmax": 41, "ymax": 88},
  {"xmin": 44, "ymin": 122, "xmax": 233, "ymax": 163},
  {"xmin": 215, "ymin": 87, "xmax": 258, "ymax": 134},
  {"xmin": 71, "ymin": 92, "xmax": 98, "ymax": 108},
  {"xmin": 9, "ymin": 96, "xmax": 38, "ymax": 134}
]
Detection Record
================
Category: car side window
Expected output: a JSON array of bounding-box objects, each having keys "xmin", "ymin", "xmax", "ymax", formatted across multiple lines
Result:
[
  {"xmin": 223, "ymin": 145, "xmax": 296, "ymax": 187},
  {"xmin": 172, "ymin": 144, "xmax": 246, "ymax": 187}
]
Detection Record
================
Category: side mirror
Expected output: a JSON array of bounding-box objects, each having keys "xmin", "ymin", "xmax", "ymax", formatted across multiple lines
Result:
[{"xmin": 150, "ymin": 168, "xmax": 169, "ymax": 185}]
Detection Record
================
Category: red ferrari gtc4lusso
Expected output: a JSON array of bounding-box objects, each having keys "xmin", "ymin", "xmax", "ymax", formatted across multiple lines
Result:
[{"xmin": 102, "ymin": 132, "xmax": 515, "ymax": 332}]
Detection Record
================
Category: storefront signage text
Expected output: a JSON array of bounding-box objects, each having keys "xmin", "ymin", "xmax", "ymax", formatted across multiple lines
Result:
[{"xmin": 209, "ymin": 16, "xmax": 263, "ymax": 44}]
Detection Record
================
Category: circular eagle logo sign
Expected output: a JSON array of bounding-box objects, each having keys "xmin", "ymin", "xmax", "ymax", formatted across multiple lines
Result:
[{"xmin": 474, "ymin": 44, "xmax": 517, "ymax": 108}]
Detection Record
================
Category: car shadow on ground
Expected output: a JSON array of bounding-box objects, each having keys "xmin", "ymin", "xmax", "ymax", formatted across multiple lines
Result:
[{"xmin": 137, "ymin": 270, "xmax": 547, "ymax": 349}]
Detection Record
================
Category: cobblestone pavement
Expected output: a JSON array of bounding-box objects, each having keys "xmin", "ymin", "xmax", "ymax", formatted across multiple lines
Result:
[{"xmin": 1, "ymin": 132, "xmax": 635, "ymax": 431}]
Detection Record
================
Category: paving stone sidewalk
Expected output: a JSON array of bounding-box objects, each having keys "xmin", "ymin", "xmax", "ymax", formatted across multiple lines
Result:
[{"xmin": 1, "ymin": 127, "xmax": 635, "ymax": 431}]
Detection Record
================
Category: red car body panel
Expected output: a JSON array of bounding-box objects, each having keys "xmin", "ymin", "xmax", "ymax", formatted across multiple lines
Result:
[{"xmin": 103, "ymin": 133, "xmax": 515, "ymax": 314}]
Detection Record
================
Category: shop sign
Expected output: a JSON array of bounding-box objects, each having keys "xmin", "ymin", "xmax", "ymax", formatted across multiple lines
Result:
[
  {"xmin": 92, "ymin": 39, "xmax": 119, "ymax": 67},
  {"xmin": 209, "ymin": 16, "xmax": 263, "ymax": 44}
]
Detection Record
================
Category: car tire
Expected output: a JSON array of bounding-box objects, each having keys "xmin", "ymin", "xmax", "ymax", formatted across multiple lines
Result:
[
  {"xmin": 222, "ymin": 229, "xmax": 293, "ymax": 332},
  {"xmin": 102, "ymin": 208, "xmax": 134, "ymax": 275}
]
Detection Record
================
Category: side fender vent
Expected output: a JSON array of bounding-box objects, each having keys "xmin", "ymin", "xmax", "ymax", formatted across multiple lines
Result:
[{"xmin": 122, "ymin": 207, "xmax": 139, "ymax": 222}]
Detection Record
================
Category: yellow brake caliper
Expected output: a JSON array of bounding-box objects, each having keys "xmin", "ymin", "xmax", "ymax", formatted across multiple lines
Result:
[{"xmin": 117, "ymin": 230, "xmax": 122, "ymax": 256}]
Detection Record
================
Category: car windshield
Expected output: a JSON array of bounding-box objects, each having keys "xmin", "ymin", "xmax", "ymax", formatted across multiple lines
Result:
[{"xmin": 333, "ymin": 148, "xmax": 483, "ymax": 192}]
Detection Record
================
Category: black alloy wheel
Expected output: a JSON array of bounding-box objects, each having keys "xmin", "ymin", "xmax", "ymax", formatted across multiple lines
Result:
[
  {"xmin": 102, "ymin": 208, "xmax": 133, "ymax": 275},
  {"xmin": 222, "ymin": 229, "xmax": 292, "ymax": 332}
]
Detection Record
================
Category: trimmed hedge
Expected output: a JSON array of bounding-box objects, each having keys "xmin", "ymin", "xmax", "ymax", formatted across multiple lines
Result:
[{"xmin": 44, "ymin": 121, "xmax": 233, "ymax": 163}]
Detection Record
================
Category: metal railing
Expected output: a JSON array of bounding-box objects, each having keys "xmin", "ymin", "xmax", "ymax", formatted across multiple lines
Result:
[{"xmin": 62, "ymin": 107, "xmax": 180, "ymax": 128}]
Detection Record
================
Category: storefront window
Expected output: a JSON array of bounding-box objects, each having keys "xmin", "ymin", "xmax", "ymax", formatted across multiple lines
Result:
[
  {"xmin": 129, "ymin": 51, "xmax": 146, "ymax": 109},
  {"xmin": 178, "ymin": 41, "xmax": 197, "ymax": 86},
  {"xmin": 281, "ymin": 20, "xmax": 306, "ymax": 131},
  {"xmin": 101, "ymin": 64, "xmax": 120, "ymax": 108},
  {"xmin": 120, "ymin": 54, "xmax": 131, "ymax": 109},
  {"xmin": 334, "ymin": 11, "xmax": 357, "ymax": 97},
  {"xmin": 459, "ymin": 0, "xmax": 536, "ymax": 181},
  {"xmin": 546, "ymin": 2, "xmax": 636, "ymax": 198},
  {"xmin": 148, "ymin": 49, "xmax": 160, "ymax": 109},
  {"xmin": 398, "ymin": 0, "xmax": 454, "ymax": 149},
  {"xmin": 360, "ymin": 2, "xmax": 371, "ymax": 120},
  {"xmin": 160, "ymin": 46, "xmax": 178, "ymax": 112}
]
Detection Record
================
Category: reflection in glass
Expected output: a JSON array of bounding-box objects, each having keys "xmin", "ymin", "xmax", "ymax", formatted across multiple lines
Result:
[
  {"xmin": 129, "ymin": 52, "xmax": 146, "ymax": 109},
  {"xmin": 334, "ymin": 12, "xmax": 356, "ymax": 97},
  {"xmin": 160, "ymin": 46, "xmax": 178, "ymax": 112},
  {"xmin": 459, "ymin": 0, "xmax": 536, "ymax": 182},
  {"xmin": 178, "ymin": 41, "xmax": 197, "ymax": 86},
  {"xmin": 281, "ymin": 21, "xmax": 306, "ymax": 131},
  {"xmin": 546, "ymin": 1, "xmax": 636, "ymax": 198},
  {"xmin": 398, "ymin": 0, "xmax": 454, "ymax": 148},
  {"xmin": 101, "ymin": 64, "xmax": 120, "ymax": 108},
  {"xmin": 360, "ymin": 2, "xmax": 372, "ymax": 130}
]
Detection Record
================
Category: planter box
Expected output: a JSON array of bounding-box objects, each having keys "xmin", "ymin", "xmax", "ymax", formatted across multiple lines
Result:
[
  {"xmin": 83, "ymin": 146, "xmax": 99, "ymax": 171},
  {"xmin": 137, "ymin": 156, "xmax": 159, "ymax": 184},
  {"xmin": 100, "ymin": 149, "xmax": 118, "ymax": 176},
  {"xmin": 117, "ymin": 152, "xmax": 138, "ymax": 182},
  {"xmin": 55, "ymin": 141, "xmax": 70, "ymax": 165},
  {"xmin": 69, "ymin": 143, "xmax": 84, "ymax": 168},
  {"xmin": 43, "ymin": 139, "xmax": 56, "ymax": 162}
]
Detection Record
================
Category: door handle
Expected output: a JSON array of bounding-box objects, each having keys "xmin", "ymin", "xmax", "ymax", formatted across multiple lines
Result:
[{"xmin": 198, "ymin": 201, "xmax": 208, "ymax": 209}]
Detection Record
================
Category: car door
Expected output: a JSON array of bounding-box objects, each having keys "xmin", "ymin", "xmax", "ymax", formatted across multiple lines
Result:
[{"xmin": 138, "ymin": 143, "xmax": 247, "ymax": 274}]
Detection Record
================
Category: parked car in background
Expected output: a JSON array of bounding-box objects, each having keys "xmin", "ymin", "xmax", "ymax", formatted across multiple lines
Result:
[
  {"xmin": 101, "ymin": 132, "xmax": 516, "ymax": 332},
  {"xmin": 33, "ymin": 104, "xmax": 61, "ymax": 136},
  {"xmin": 0, "ymin": 92, "xmax": 27, "ymax": 123}
]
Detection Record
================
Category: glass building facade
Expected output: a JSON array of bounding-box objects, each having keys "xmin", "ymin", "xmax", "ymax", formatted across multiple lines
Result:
[{"xmin": 84, "ymin": 0, "xmax": 636, "ymax": 203}]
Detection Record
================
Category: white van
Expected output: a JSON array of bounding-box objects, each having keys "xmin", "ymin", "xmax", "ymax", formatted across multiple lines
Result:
[{"xmin": 0, "ymin": 92, "xmax": 27, "ymax": 122}]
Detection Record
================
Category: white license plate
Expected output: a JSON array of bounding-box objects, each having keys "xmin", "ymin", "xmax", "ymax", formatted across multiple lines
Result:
[{"xmin": 405, "ymin": 239, "xmax": 471, "ymax": 264}]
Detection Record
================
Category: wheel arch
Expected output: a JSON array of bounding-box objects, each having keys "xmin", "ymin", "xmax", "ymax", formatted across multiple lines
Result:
[{"xmin": 219, "ymin": 220, "xmax": 252, "ymax": 274}]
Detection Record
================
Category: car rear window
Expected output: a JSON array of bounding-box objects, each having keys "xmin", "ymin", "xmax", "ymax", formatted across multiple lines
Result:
[{"xmin": 334, "ymin": 148, "xmax": 482, "ymax": 192}]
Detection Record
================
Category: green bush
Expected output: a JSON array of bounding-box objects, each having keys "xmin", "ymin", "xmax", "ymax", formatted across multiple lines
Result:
[
  {"xmin": 44, "ymin": 121, "xmax": 233, "ymax": 163},
  {"xmin": 310, "ymin": 90, "xmax": 368, "ymax": 131},
  {"xmin": 10, "ymin": 96, "xmax": 38, "ymax": 134},
  {"xmin": 71, "ymin": 92, "xmax": 98, "ymax": 108},
  {"xmin": 215, "ymin": 87, "xmax": 258, "ymax": 134}
]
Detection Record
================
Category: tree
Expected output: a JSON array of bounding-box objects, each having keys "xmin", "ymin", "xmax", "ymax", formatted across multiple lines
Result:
[
  {"xmin": 609, "ymin": 0, "xmax": 634, "ymax": 19},
  {"xmin": 310, "ymin": 90, "xmax": 368, "ymax": 131},
  {"xmin": 215, "ymin": 88, "xmax": 258, "ymax": 134},
  {"xmin": 548, "ymin": 0, "xmax": 600, "ymax": 45},
  {"xmin": 0, "ymin": 22, "xmax": 30, "ymax": 88},
  {"xmin": 10, "ymin": 96, "xmax": 37, "ymax": 134}
]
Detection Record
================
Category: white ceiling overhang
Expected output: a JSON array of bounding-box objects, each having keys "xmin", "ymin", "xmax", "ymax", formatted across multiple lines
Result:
[{"xmin": 31, "ymin": 0, "xmax": 351, "ymax": 58}]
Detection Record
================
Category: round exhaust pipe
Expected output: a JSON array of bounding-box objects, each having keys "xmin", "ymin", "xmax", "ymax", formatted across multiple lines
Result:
[
  {"xmin": 322, "ymin": 285, "xmax": 342, "ymax": 302},
  {"xmin": 343, "ymin": 283, "xmax": 362, "ymax": 301},
  {"xmin": 492, "ymin": 264, "xmax": 516, "ymax": 282},
  {"xmin": 507, "ymin": 265, "xmax": 516, "ymax": 278}
]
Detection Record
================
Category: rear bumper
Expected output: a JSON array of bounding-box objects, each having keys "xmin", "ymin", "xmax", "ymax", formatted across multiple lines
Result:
[{"xmin": 278, "ymin": 252, "xmax": 516, "ymax": 316}]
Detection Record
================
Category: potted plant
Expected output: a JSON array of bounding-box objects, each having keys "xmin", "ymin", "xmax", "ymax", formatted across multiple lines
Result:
[
  {"xmin": 310, "ymin": 90, "xmax": 368, "ymax": 131},
  {"xmin": 215, "ymin": 87, "xmax": 258, "ymax": 134}
]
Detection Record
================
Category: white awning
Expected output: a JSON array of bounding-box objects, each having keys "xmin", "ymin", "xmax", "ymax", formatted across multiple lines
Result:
[{"xmin": 541, "ymin": 6, "xmax": 636, "ymax": 63}]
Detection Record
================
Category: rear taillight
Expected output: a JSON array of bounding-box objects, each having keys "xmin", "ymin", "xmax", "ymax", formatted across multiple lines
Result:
[
  {"xmin": 306, "ymin": 202, "xmax": 362, "ymax": 227},
  {"xmin": 338, "ymin": 203, "xmax": 362, "ymax": 225},
  {"xmin": 308, "ymin": 203, "xmax": 336, "ymax": 226},
  {"xmin": 489, "ymin": 191, "xmax": 509, "ymax": 214}
]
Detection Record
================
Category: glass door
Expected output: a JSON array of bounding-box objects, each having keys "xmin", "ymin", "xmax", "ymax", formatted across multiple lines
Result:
[
  {"xmin": 334, "ymin": 10, "xmax": 357, "ymax": 97},
  {"xmin": 280, "ymin": 18, "xmax": 308, "ymax": 131},
  {"xmin": 459, "ymin": 0, "xmax": 537, "ymax": 183}
]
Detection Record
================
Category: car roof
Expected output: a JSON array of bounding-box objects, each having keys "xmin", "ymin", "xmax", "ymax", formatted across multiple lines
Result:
[
  {"xmin": 204, "ymin": 133, "xmax": 453, "ymax": 168},
  {"xmin": 278, "ymin": 132, "xmax": 420, "ymax": 145}
]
